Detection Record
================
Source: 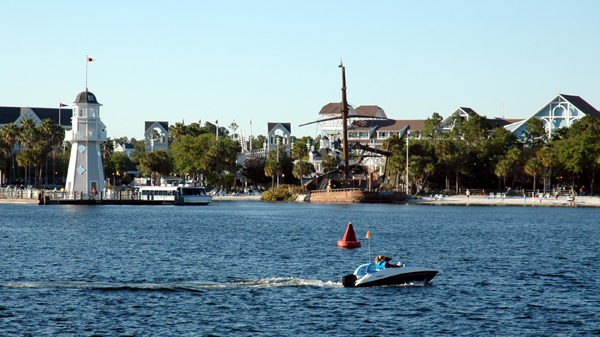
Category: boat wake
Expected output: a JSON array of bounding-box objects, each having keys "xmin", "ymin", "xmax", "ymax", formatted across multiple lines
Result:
[
  {"xmin": 228, "ymin": 277, "xmax": 342, "ymax": 289},
  {"xmin": 0, "ymin": 278, "xmax": 342, "ymax": 292}
]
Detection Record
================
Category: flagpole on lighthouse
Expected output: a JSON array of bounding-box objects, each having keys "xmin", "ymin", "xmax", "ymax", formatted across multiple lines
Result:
[{"xmin": 85, "ymin": 56, "xmax": 95, "ymax": 91}]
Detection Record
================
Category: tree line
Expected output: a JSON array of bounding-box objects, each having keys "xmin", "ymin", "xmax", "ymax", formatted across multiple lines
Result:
[
  {"xmin": 383, "ymin": 112, "xmax": 600, "ymax": 195},
  {"xmin": 0, "ymin": 119, "xmax": 66, "ymax": 187}
]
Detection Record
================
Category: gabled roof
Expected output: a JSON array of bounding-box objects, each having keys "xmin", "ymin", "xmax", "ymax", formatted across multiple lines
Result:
[
  {"xmin": 389, "ymin": 119, "xmax": 426, "ymax": 131},
  {"xmin": 441, "ymin": 107, "xmax": 478, "ymax": 126},
  {"xmin": 354, "ymin": 105, "xmax": 387, "ymax": 118},
  {"xmin": 460, "ymin": 107, "xmax": 477, "ymax": 115},
  {"xmin": 319, "ymin": 102, "xmax": 341, "ymax": 115},
  {"xmin": 268, "ymin": 122, "xmax": 291, "ymax": 134},
  {"xmin": 0, "ymin": 107, "xmax": 23, "ymax": 124},
  {"xmin": 504, "ymin": 94, "xmax": 600, "ymax": 134},
  {"xmin": 0, "ymin": 106, "xmax": 72, "ymax": 126},
  {"xmin": 145, "ymin": 121, "xmax": 169, "ymax": 133},
  {"xmin": 350, "ymin": 119, "xmax": 414, "ymax": 131},
  {"xmin": 349, "ymin": 119, "xmax": 425, "ymax": 134},
  {"xmin": 117, "ymin": 141, "xmax": 135, "ymax": 149},
  {"xmin": 560, "ymin": 94, "xmax": 600, "ymax": 119},
  {"xmin": 488, "ymin": 118, "xmax": 524, "ymax": 128}
]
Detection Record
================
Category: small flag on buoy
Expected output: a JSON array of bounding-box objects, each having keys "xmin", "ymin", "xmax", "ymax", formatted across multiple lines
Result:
[{"xmin": 366, "ymin": 231, "xmax": 370, "ymax": 238}]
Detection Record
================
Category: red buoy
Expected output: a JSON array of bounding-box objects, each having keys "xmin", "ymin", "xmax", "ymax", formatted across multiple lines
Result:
[{"xmin": 338, "ymin": 222, "xmax": 361, "ymax": 248}]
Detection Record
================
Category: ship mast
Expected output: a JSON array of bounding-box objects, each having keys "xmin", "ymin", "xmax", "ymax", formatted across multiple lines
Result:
[{"xmin": 340, "ymin": 62, "xmax": 350, "ymax": 178}]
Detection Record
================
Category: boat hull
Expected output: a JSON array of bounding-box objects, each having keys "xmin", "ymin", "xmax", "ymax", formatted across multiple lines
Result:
[
  {"xmin": 310, "ymin": 190, "xmax": 406, "ymax": 204},
  {"xmin": 343, "ymin": 266, "xmax": 438, "ymax": 287},
  {"xmin": 180, "ymin": 195, "xmax": 212, "ymax": 205}
]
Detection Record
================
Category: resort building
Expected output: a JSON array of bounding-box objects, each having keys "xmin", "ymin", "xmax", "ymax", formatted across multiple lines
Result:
[
  {"xmin": 114, "ymin": 141, "xmax": 135, "ymax": 158},
  {"xmin": 504, "ymin": 94, "xmax": 600, "ymax": 138},
  {"xmin": 314, "ymin": 94, "xmax": 600, "ymax": 175},
  {"xmin": 144, "ymin": 121, "xmax": 169, "ymax": 153},
  {"xmin": 0, "ymin": 106, "xmax": 72, "ymax": 129}
]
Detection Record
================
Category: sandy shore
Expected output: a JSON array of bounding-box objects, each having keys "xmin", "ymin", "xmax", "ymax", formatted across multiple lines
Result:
[
  {"xmin": 210, "ymin": 195, "xmax": 261, "ymax": 201},
  {"xmin": 406, "ymin": 194, "xmax": 600, "ymax": 207},
  {"xmin": 0, "ymin": 197, "xmax": 39, "ymax": 204}
]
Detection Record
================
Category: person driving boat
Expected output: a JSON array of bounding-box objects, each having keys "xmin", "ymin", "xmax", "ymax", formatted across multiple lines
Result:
[{"xmin": 375, "ymin": 255, "xmax": 401, "ymax": 270}]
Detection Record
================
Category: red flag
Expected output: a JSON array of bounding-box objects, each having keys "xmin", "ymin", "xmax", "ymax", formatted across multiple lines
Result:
[
  {"xmin": 215, "ymin": 120, "xmax": 218, "ymax": 124},
  {"xmin": 87, "ymin": 57, "xmax": 95, "ymax": 62},
  {"xmin": 59, "ymin": 103, "xmax": 67, "ymax": 107},
  {"xmin": 366, "ymin": 231, "xmax": 370, "ymax": 239}
]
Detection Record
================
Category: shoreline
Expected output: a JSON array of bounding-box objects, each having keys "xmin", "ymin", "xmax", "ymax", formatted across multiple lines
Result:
[
  {"xmin": 406, "ymin": 194, "xmax": 598, "ymax": 207},
  {"xmin": 1, "ymin": 194, "xmax": 596, "ymax": 207}
]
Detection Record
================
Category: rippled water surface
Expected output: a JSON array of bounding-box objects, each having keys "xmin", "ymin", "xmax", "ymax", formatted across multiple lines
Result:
[{"xmin": 1, "ymin": 202, "xmax": 599, "ymax": 336}]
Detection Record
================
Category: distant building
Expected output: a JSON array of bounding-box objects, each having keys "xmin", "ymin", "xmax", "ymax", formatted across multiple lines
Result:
[
  {"xmin": 267, "ymin": 122, "xmax": 291, "ymax": 157},
  {"xmin": 114, "ymin": 141, "xmax": 135, "ymax": 158},
  {"xmin": 504, "ymin": 94, "xmax": 600, "ymax": 138},
  {"xmin": 0, "ymin": 106, "xmax": 73, "ymax": 129},
  {"xmin": 314, "ymin": 93, "xmax": 600, "ymax": 175},
  {"xmin": 144, "ymin": 121, "xmax": 169, "ymax": 153}
]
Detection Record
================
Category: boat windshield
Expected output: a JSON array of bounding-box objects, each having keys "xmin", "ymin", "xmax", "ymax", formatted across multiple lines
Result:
[
  {"xmin": 181, "ymin": 188, "xmax": 206, "ymax": 196},
  {"xmin": 354, "ymin": 263, "xmax": 377, "ymax": 276}
]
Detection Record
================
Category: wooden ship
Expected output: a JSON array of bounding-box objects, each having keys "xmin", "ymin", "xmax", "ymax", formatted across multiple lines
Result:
[{"xmin": 301, "ymin": 63, "xmax": 406, "ymax": 203}]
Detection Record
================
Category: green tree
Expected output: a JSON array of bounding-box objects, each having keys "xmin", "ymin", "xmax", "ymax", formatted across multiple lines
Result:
[
  {"xmin": 264, "ymin": 159, "xmax": 282, "ymax": 188},
  {"xmin": 240, "ymin": 156, "xmax": 268, "ymax": 187},
  {"xmin": 171, "ymin": 134, "xmax": 209, "ymax": 181},
  {"xmin": 105, "ymin": 152, "xmax": 132, "ymax": 185},
  {"xmin": 554, "ymin": 115, "xmax": 600, "ymax": 194},
  {"xmin": 293, "ymin": 161, "xmax": 315, "ymax": 180},
  {"xmin": 522, "ymin": 117, "xmax": 547, "ymax": 148},
  {"xmin": 494, "ymin": 159, "xmax": 512, "ymax": 191},
  {"xmin": 1, "ymin": 122, "xmax": 20, "ymax": 182},
  {"xmin": 505, "ymin": 146, "xmax": 524, "ymax": 189},
  {"xmin": 537, "ymin": 146, "xmax": 559, "ymax": 194},
  {"xmin": 524, "ymin": 157, "xmax": 544, "ymax": 193},
  {"xmin": 422, "ymin": 112, "xmax": 443, "ymax": 143},
  {"xmin": 138, "ymin": 150, "xmax": 173, "ymax": 185},
  {"xmin": 322, "ymin": 155, "xmax": 340, "ymax": 172}
]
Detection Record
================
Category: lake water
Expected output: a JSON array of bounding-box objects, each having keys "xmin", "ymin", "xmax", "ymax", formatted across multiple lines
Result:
[{"xmin": 1, "ymin": 202, "xmax": 599, "ymax": 336}]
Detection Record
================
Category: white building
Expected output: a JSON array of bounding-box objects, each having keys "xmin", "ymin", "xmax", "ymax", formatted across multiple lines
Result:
[
  {"xmin": 504, "ymin": 94, "xmax": 600, "ymax": 138},
  {"xmin": 64, "ymin": 91, "xmax": 107, "ymax": 198}
]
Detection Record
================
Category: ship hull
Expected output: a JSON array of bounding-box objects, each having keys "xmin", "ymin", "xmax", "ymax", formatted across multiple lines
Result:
[{"xmin": 309, "ymin": 189, "xmax": 406, "ymax": 203}]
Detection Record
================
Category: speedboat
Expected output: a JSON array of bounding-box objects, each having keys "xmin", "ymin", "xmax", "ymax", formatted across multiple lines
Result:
[{"xmin": 342, "ymin": 263, "xmax": 438, "ymax": 287}]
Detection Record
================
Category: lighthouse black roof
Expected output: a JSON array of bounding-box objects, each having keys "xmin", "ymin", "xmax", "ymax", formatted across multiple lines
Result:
[{"xmin": 74, "ymin": 91, "xmax": 100, "ymax": 104}]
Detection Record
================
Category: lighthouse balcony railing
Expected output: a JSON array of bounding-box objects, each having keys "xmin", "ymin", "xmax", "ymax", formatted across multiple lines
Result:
[{"xmin": 65, "ymin": 130, "xmax": 108, "ymax": 142}]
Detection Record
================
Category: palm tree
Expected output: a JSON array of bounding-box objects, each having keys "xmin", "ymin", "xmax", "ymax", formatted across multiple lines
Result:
[
  {"xmin": 169, "ymin": 122, "xmax": 187, "ymax": 142},
  {"xmin": 264, "ymin": 160, "xmax": 282, "ymax": 188},
  {"xmin": 18, "ymin": 118, "xmax": 38, "ymax": 185},
  {"xmin": 37, "ymin": 119, "xmax": 64, "ymax": 187},
  {"xmin": 494, "ymin": 159, "xmax": 512, "ymax": 191},
  {"xmin": 524, "ymin": 157, "xmax": 544, "ymax": 194},
  {"xmin": 1, "ymin": 123, "xmax": 19, "ymax": 182},
  {"xmin": 19, "ymin": 118, "xmax": 37, "ymax": 149}
]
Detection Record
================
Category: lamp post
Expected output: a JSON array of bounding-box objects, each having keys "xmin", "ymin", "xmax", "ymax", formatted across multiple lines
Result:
[
  {"xmin": 276, "ymin": 137, "xmax": 280, "ymax": 188},
  {"xmin": 406, "ymin": 131, "xmax": 410, "ymax": 195}
]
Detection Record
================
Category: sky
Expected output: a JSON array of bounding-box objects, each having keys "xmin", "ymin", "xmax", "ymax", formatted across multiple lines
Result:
[{"xmin": 2, "ymin": 0, "xmax": 599, "ymax": 141}]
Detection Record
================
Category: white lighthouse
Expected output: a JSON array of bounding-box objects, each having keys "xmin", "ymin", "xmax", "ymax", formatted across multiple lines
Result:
[{"xmin": 64, "ymin": 91, "xmax": 107, "ymax": 198}]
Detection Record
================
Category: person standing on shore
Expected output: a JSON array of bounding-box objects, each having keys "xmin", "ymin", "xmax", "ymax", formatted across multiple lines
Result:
[{"xmin": 466, "ymin": 189, "xmax": 470, "ymax": 199}]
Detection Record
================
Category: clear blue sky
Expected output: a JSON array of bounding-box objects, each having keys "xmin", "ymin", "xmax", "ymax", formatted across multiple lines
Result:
[{"xmin": 2, "ymin": 0, "xmax": 599, "ymax": 141}]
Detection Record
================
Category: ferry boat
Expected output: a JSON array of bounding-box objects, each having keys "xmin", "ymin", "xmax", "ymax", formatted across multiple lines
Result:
[{"xmin": 138, "ymin": 185, "xmax": 212, "ymax": 205}]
